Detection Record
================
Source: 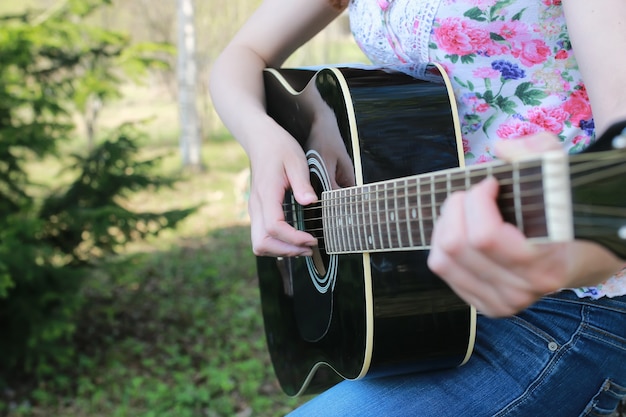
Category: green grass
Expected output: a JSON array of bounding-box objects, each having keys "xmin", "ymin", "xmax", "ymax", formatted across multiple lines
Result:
[{"xmin": 9, "ymin": 121, "xmax": 307, "ymax": 416}]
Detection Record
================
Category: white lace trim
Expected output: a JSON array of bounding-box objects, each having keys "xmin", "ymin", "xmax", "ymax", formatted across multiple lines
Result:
[
  {"xmin": 349, "ymin": 0, "xmax": 442, "ymax": 79},
  {"xmin": 416, "ymin": 0, "xmax": 441, "ymax": 64}
]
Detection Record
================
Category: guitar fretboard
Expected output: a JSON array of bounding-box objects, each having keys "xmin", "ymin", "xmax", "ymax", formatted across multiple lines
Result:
[{"xmin": 322, "ymin": 152, "xmax": 572, "ymax": 254}]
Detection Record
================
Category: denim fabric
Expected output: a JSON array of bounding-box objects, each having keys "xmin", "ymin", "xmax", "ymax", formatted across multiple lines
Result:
[{"xmin": 286, "ymin": 291, "xmax": 626, "ymax": 417}]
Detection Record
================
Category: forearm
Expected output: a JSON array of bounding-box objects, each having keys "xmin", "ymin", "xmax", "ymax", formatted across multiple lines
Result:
[
  {"xmin": 209, "ymin": 0, "xmax": 345, "ymax": 156},
  {"xmin": 560, "ymin": 1, "xmax": 626, "ymax": 285},
  {"xmin": 209, "ymin": 45, "xmax": 274, "ymax": 156},
  {"xmin": 562, "ymin": 0, "xmax": 626, "ymax": 135}
]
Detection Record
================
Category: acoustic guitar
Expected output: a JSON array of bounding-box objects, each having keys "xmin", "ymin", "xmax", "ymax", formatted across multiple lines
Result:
[{"xmin": 257, "ymin": 63, "xmax": 626, "ymax": 396}]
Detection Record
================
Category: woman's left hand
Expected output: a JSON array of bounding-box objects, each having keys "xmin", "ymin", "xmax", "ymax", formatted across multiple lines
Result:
[{"xmin": 427, "ymin": 133, "xmax": 624, "ymax": 317}]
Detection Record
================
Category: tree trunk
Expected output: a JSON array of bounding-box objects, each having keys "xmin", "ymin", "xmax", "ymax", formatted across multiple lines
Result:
[{"xmin": 177, "ymin": 0, "xmax": 203, "ymax": 170}]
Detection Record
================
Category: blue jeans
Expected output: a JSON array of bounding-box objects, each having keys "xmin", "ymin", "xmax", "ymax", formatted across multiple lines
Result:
[{"xmin": 287, "ymin": 291, "xmax": 626, "ymax": 416}]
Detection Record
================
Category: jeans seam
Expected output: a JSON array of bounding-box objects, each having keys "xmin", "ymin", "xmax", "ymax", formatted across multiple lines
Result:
[
  {"xmin": 508, "ymin": 315, "xmax": 558, "ymax": 345},
  {"xmin": 493, "ymin": 309, "xmax": 585, "ymax": 417},
  {"xmin": 580, "ymin": 323, "xmax": 626, "ymax": 352},
  {"xmin": 543, "ymin": 294, "xmax": 626, "ymax": 314}
]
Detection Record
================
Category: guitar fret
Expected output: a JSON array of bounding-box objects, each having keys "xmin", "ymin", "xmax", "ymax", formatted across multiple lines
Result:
[
  {"xmin": 347, "ymin": 189, "xmax": 353, "ymax": 251},
  {"xmin": 353, "ymin": 188, "xmax": 363, "ymax": 251},
  {"xmin": 417, "ymin": 176, "xmax": 427, "ymax": 247},
  {"xmin": 392, "ymin": 182, "xmax": 401, "ymax": 249},
  {"xmin": 327, "ymin": 191, "xmax": 334, "ymax": 252},
  {"xmin": 328, "ymin": 191, "xmax": 335, "ymax": 252},
  {"xmin": 333, "ymin": 190, "xmax": 341, "ymax": 252},
  {"xmin": 358, "ymin": 187, "xmax": 365, "ymax": 250},
  {"xmin": 430, "ymin": 174, "xmax": 437, "ymax": 229},
  {"xmin": 518, "ymin": 163, "xmax": 548, "ymax": 239},
  {"xmin": 512, "ymin": 163, "xmax": 524, "ymax": 234},
  {"xmin": 435, "ymin": 174, "xmax": 447, "ymax": 227},
  {"xmin": 321, "ymin": 193, "xmax": 329, "ymax": 251},
  {"xmin": 382, "ymin": 183, "xmax": 389, "ymax": 247},
  {"xmin": 369, "ymin": 186, "xmax": 378, "ymax": 250},
  {"xmin": 367, "ymin": 185, "xmax": 376, "ymax": 250},
  {"xmin": 340, "ymin": 189, "xmax": 349, "ymax": 252},
  {"xmin": 407, "ymin": 177, "xmax": 420, "ymax": 247},
  {"xmin": 337, "ymin": 189, "xmax": 344, "ymax": 251},
  {"xmin": 352, "ymin": 190, "xmax": 358, "ymax": 250},
  {"xmin": 323, "ymin": 191, "xmax": 334, "ymax": 253},
  {"xmin": 403, "ymin": 179, "xmax": 414, "ymax": 248},
  {"xmin": 387, "ymin": 183, "xmax": 394, "ymax": 247},
  {"xmin": 345, "ymin": 188, "xmax": 353, "ymax": 251},
  {"xmin": 344, "ymin": 189, "xmax": 354, "ymax": 250},
  {"xmin": 352, "ymin": 188, "xmax": 362, "ymax": 251},
  {"xmin": 485, "ymin": 165, "xmax": 495, "ymax": 184},
  {"xmin": 393, "ymin": 183, "xmax": 409, "ymax": 248},
  {"xmin": 381, "ymin": 183, "xmax": 388, "ymax": 247},
  {"xmin": 389, "ymin": 184, "xmax": 396, "ymax": 248},
  {"xmin": 376, "ymin": 183, "xmax": 385, "ymax": 249}
]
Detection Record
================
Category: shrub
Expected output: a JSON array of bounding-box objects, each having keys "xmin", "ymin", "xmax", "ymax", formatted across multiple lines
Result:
[{"xmin": 0, "ymin": 1, "xmax": 193, "ymax": 387}]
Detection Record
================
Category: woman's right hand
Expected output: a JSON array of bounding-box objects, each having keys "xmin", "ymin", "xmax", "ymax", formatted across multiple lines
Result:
[
  {"xmin": 246, "ymin": 117, "xmax": 319, "ymax": 257},
  {"xmin": 207, "ymin": 0, "xmax": 350, "ymax": 257}
]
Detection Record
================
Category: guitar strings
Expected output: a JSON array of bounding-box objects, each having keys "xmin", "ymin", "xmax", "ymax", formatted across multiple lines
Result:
[
  {"xmin": 303, "ymin": 206, "xmax": 624, "ymax": 254},
  {"xmin": 292, "ymin": 197, "xmax": 623, "ymax": 249},
  {"xmin": 288, "ymin": 173, "xmax": 550, "ymax": 220},
  {"xmin": 277, "ymin": 151, "xmax": 625, "ymax": 253}
]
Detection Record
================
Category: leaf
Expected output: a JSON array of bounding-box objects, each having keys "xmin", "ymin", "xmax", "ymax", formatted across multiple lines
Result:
[
  {"xmin": 454, "ymin": 76, "xmax": 469, "ymax": 89},
  {"xmin": 490, "ymin": 32, "xmax": 505, "ymax": 42},
  {"xmin": 482, "ymin": 90, "xmax": 494, "ymax": 104},
  {"xmin": 492, "ymin": 0, "xmax": 515, "ymax": 17},
  {"xmin": 511, "ymin": 8, "xmax": 526, "ymax": 21},
  {"xmin": 460, "ymin": 54, "xmax": 476, "ymax": 64},
  {"xmin": 483, "ymin": 113, "xmax": 498, "ymax": 135},
  {"xmin": 495, "ymin": 96, "xmax": 517, "ymax": 114},
  {"xmin": 515, "ymin": 82, "xmax": 549, "ymax": 106},
  {"xmin": 464, "ymin": 7, "xmax": 486, "ymax": 21}
]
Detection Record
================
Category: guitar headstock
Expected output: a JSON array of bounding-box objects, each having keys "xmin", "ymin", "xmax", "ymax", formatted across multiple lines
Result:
[{"xmin": 571, "ymin": 121, "xmax": 626, "ymax": 259}]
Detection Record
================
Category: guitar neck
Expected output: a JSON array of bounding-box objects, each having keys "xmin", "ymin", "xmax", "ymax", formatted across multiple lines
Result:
[{"xmin": 321, "ymin": 151, "xmax": 573, "ymax": 254}]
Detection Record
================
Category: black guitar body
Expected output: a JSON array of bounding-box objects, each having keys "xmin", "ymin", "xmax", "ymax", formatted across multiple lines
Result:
[{"xmin": 258, "ymin": 65, "xmax": 476, "ymax": 396}]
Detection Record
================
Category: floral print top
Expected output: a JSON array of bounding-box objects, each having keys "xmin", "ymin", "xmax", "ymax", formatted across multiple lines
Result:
[{"xmin": 348, "ymin": 0, "xmax": 626, "ymax": 298}]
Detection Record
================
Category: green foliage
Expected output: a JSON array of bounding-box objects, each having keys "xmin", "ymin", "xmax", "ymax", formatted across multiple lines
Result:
[
  {"xmin": 0, "ymin": 1, "xmax": 309, "ymax": 415},
  {"xmin": 41, "ymin": 125, "xmax": 193, "ymax": 261},
  {"xmin": 67, "ymin": 236, "xmax": 282, "ymax": 417},
  {"xmin": 0, "ymin": 130, "xmax": 195, "ymax": 382},
  {"xmin": 1, "ymin": 227, "xmax": 302, "ymax": 416},
  {"xmin": 0, "ymin": 0, "xmax": 193, "ymax": 393}
]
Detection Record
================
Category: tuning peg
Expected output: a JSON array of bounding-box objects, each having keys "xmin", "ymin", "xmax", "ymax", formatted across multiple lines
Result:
[{"xmin": 613, "ymin": 127, "xmax": 626, "ymax": 150}]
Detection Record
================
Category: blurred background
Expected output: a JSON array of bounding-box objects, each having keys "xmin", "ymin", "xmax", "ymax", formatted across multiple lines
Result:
[{"xmin": 0, "ymin": 0, "xmax": 366, "ymax": 416}]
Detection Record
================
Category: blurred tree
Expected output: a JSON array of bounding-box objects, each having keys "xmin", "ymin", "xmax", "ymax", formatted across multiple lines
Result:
[
  {"xmin": 0, "ymin": 0, "xmax": 194, "ymax": 382},
  {"xmin": 176, "ymin": 0, "xmax": 203, "ymax": 170}
]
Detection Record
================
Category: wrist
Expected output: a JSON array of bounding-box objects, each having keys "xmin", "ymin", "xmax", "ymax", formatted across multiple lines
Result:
[{"xmin": 565, "ymin": 241, "xmax": 625, "ymax": 287}]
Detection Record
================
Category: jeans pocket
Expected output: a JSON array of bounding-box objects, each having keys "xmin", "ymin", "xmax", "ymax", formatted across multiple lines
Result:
[
  {"xmin": 581, "ymin": 379, "xmax": 626, "ymax": 417},
  {"xmin": 508, "ymin": 313, "xmax": 559, "ymax": 346}
]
